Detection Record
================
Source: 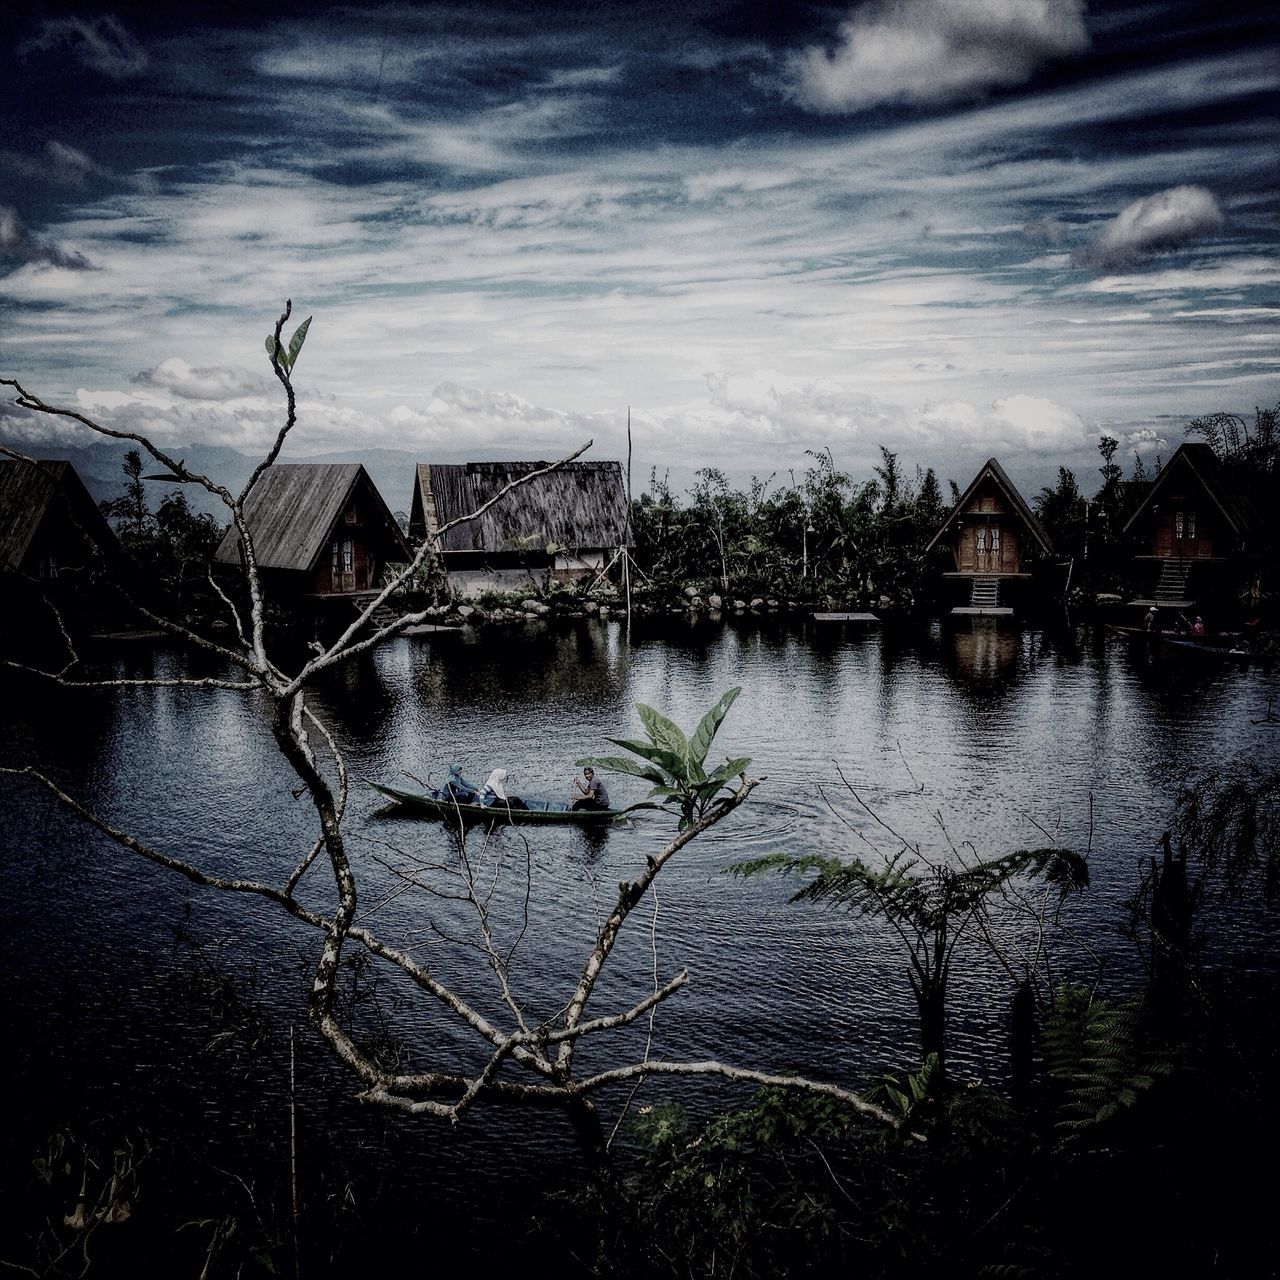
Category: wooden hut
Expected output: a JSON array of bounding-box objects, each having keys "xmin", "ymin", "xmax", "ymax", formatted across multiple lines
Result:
[
  {"xmin": 925, "ymin": 458, "xmax": 1053, "ymax": 615},
  {"xmin": 1121, "ymin": 442, "xmax": 1259, "ymax": 612},
  {"xmin": 0, "ymin": 458, "xmax": 117, "ymax": 580},
  {"xmin": 409, "ymin": 461, "xmax": 630, "ymax": 598},
  {"xmin": 214, "ymin": 464, "xmax": 410, "ymax": 603}
]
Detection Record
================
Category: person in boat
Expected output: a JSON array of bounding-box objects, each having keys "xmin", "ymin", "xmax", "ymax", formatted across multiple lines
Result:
[
  {"xmin": 571, "ymin": 766, "xmax": 611, "ymax": 811},
  {"xmin": 479, "ymin": 768, "xmax": 528, "ymax": 810},
  {"xmin": 1143, "ymin": 606, "xmax": 1159, "ymax": 633},
  {"xmin": 444, "ymin": 763, "xmax": 481, "ymax": 804},
  {"xmin": 1191, "ymin": 616, "xmax": 1206, "ymax": 637}
]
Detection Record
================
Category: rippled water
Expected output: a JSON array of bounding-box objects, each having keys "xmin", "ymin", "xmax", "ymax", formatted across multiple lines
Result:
[{"xmin": 2, "ymin": 615, "xmax": 1276, "ymax": 1254}]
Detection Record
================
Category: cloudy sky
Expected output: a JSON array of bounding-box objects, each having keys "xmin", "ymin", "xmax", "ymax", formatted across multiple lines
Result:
[{"xmin": 1, "ymin": 0, "xmax": 1276, "ymax": 493}]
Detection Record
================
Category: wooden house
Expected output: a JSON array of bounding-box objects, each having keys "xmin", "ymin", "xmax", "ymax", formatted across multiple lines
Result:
[
  {"xmin": 409, "ymin": 461, "xmax": 630, "ymax": 598},
  {"xmin": 1121, "ymin": 442, "xmax": 1259, "ymax": 612},
  {"xmin": 0, "ymin": 458, "xmax": 117, "ymax": 580},
  {"xmin": 214, "ymin": 464, "xmax": 410, "ymax": 603},
  {"xmin": 924, "ymin": 458, "xmax": 1053, "ymax": 615}
]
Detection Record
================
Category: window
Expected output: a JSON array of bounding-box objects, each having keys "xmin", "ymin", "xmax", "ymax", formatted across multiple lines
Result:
[
  {"xmin": 1186, "ymin": 510, "xmax": 1196, "ymax": 539},
  {"xmin": 344, "ymin": 505, "xmax": 358, "ymax": 525},
  {"xmin": 1175, "ymin": 511, "xmax": 1184, "ymax": 539},
  {"xmin": 990, "ymin": 527, "xmax": 1000, "ymax": 552},
  {"xmin": 342, "ymin": 538, "xmax": 354, "ymax": 573}
]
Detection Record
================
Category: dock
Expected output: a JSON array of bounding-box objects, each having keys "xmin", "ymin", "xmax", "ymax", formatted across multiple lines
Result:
[{"xmin": 812, "ymin": 612, "xmax": 880, "ymax": 622}]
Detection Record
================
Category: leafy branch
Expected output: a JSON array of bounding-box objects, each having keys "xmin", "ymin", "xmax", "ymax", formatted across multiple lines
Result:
[{"xmin": 578, "ymin": 687, "xmax": 751, "ymax": 830}]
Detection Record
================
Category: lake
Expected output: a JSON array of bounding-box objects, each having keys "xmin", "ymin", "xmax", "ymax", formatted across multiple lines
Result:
[{"xmin": 1, "ymin": 615, "xmax": 1276, "ymax": 1265}]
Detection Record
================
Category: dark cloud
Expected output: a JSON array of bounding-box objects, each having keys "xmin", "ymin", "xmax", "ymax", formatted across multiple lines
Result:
[
  {"xmin": 1023, "ymin": 214, "xmax": 1067, "ymax": 245},
  {"xmin": 0, "ymin": 139, "xmax": 108, "ymax": 188},
  {"xmin": 19, "ymin": 15, "xmax": 148, "ymax": 80},
  {"xmin": 0, "ymin": 206, "xmax": 93, "ymax": 270}
]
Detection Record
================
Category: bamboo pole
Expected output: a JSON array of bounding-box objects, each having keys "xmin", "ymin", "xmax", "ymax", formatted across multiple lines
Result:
[
  {"xmin": 290, "ymin": 1024, "xmax": 300, "ymax": 1280},
  {"xmin": 624, "ymin": 407, "xmax": 633, "ymax": 639}
]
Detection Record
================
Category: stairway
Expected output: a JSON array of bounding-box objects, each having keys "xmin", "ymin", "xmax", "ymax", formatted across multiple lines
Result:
[
  {"xmin": 1154, "ymin": 560, "xmax": 1192, "ymax": 606},
  {"xmin": 364, "ymin": 603, "xmax": 399, "ymax": 631},
  {"xmin": 969, "ymin": 577, "xmax": 999, "ymax": 609}
]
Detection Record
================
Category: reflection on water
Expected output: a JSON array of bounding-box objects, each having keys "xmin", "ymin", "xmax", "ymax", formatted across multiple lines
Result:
[
  {"xmin": 948, "ymin": 618, "xmax": 1020, "ymax": 683},
  {"xmin": 1, "ymin": 617, "xmax": 1277, "ymax": 1249}
]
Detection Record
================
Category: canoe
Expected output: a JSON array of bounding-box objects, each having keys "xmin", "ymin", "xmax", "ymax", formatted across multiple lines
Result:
[
  {"xmin": 366, "ymin": 780, "xmax": 629, "ymax": 824},
  {"xmin": 1105, "ymin": 624, "xmax": 1242, "ymax": 645},
  {"xmin": 1105, "ymin": 623, "xmax": 1251, "ymax": 660}
]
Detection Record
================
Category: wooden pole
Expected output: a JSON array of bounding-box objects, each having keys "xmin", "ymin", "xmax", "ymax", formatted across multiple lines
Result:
[
  {"xmin": 290, "ymin": 1024, "xmax": 300, "ymax": 1280},
  {"xmin": 624, "ymin": 407, "xmax": 633, "ymax": 639}
]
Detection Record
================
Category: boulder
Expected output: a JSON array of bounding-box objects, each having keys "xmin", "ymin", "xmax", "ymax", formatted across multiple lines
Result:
[
  {"xmin": 456, "ymin": 605, "xmax": 475, "ymax": 621},
  {"xmin": 707, "ymin": 594, "xmax": 723, "ymax": 610},
  {"xmin": 749, "ymin": 597, "xmax": 764, "ymax": 610}
]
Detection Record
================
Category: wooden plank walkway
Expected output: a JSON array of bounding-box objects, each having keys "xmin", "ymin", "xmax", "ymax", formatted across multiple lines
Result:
[{"xmin": 812, "ymin": 612, "xmax": 880, "ymax": 622}]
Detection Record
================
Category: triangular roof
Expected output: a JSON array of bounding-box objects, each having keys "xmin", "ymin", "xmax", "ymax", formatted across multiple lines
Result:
[
  {"xmin": 1121, "ymin": 441, "xmax": 1260, "ymax": 538},
  {"xmin": 924, "ymin": 457, "xmax": 1053, "ymax": 556},
  {"xmin": 215, "ymin": 463, "xmax": 409, "ymax": 571},
  {"xmin": 0, "ymin": 458, "xmax": 117, "ymax": 572},
  {"xmin": 412, "ymin": 460, "xmax": 631, "ymax": 553}
]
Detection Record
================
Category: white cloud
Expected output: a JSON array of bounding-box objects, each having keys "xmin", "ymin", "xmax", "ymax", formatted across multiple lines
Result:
[
  {"xmin": 136, "ymin": 358, "xmax": 274, "ymax": 401},
  {"xmin": 688, "ymin": 373, "xmax": 1092, "ymax": 457},
  {"xmin": 19, "ymin": 15, "xmax": 148, "ymax": 80},
  {"xmin": 788, "ymin": 0, "xmax": 1089, "ymax": 112},
  {"xmin": 1075, "ymin": 185, "xmax": 1225, "ymax": 270}
]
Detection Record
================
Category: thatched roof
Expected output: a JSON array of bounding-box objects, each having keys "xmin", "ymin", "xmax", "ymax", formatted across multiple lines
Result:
[
  {"xmin": 412, "ymin": 461, "xmax": 631, "ymax": 553},
  {"xmin": 214, "ymin": 463, "xmax": 410, "ymax": 571},
  {"xmin": 1122, "ymin": 442, "xmax": 1260, "ymax": 538},
  {"xmin": 924, "ymin": 457, "xmax": 1053, "ymax": 556},
  {"xmin": 0, "ymin": 459, "xmax": 116, "ymax": 572}
]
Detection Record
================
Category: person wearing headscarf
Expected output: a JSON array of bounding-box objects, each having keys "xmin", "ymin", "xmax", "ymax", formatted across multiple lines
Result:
[
  {"xmin": 480, "ymin": 768, "xmax": 528, "ymax": 810},
  {"xmin": 444, "ymin": 763, "xmax": 480, "ymax": 804}
]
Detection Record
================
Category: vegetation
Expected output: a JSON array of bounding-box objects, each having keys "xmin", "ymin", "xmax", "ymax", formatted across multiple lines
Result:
[{"xmin": 629, "ymin": 448, "xmax": 952, "ymax": 611}]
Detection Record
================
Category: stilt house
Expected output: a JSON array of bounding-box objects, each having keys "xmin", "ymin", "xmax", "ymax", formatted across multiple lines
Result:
[
  {"xmin": 925, "ymin": 458, "xmax": 1053, "ymax": 615},
  {"xmin": 409, "ymin": 461, "xmax": 630, "ymax": 598},
  {"xmin": 1120, "ymin": 442, "xmax": 1259, "ymax": 613},
  {"xmin": 0, "ymin": 458, "xmax": 117, "ymax": 580},
  {"xmin": 214, "ymin": 464, "xmax": 410, "ymax": 603}
]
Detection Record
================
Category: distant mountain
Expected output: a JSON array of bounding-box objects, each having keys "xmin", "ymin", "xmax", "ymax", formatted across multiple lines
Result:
[{"xmin": 0, "ymin": 440, "xmax": 497, "ymax": 522}]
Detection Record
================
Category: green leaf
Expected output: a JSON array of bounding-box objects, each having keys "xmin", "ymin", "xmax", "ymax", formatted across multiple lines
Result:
[
  {"xmin": 687, "ymin": 687, "xmax": 742, "ymax": 767},
  {"xmin": 265, "ymin": 334, "xmax": 284, "ymax": 365},
  {"xmin": 576, "ymin": 755, "xmax": 668, "ymax": 786},
  {"xmin": 637, "ymin": 703, "xmax": 688, "ymax": 757},
  {"xmin": 705, "ymin": 756, "xmax": 752, "ymax": 785},
  {"xmin": 605, "ymin": 737, "xmax": 687, "ymax": 780},
  {"xmin": 285, "ymin": 315, "xmax": 312, "ymax": 369}
]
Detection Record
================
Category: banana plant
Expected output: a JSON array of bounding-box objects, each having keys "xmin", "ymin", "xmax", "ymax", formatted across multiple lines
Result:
[
  {"xmin": 264, "ymin": 315, "xmax": 312, "ymax": 374},
  {"xmin": 578, "ymin": 687, "xmax": 751, "ymax": 830}
]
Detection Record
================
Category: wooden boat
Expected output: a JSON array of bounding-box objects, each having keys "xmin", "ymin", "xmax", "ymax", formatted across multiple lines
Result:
[
  {"xmin": 1104, "ymin": 623, "xmax": 1250, "ymax": 659},
  {"xmin": 366, "ymin": 780, "xmax": 630, "ymax": 824}
]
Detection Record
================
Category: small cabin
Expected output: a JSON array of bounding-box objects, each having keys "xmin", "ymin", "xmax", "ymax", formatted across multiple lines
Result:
[
  {"xmin": 0, "ymin": 458, "xmax": 117, "ymax": 580},
  {"xmin": 214, "ymin": 464, "xmax": 410, "ymax": 601},
  {"xmin": 1121, "ymin": 442, "xmax": 1258, "ymax": 611},
  {"xmin": 410, "ymin": 461, "xmax": 630, "ymax": 598},
  {"xmin": 925, "ymin": 458, "xmax": 1053, "ymax": 614}
]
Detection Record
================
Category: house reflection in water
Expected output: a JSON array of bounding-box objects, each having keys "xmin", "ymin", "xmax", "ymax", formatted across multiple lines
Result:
[{"xmin": 949, "ymin": 619, "xmax": 1019, "ymax": 681}]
